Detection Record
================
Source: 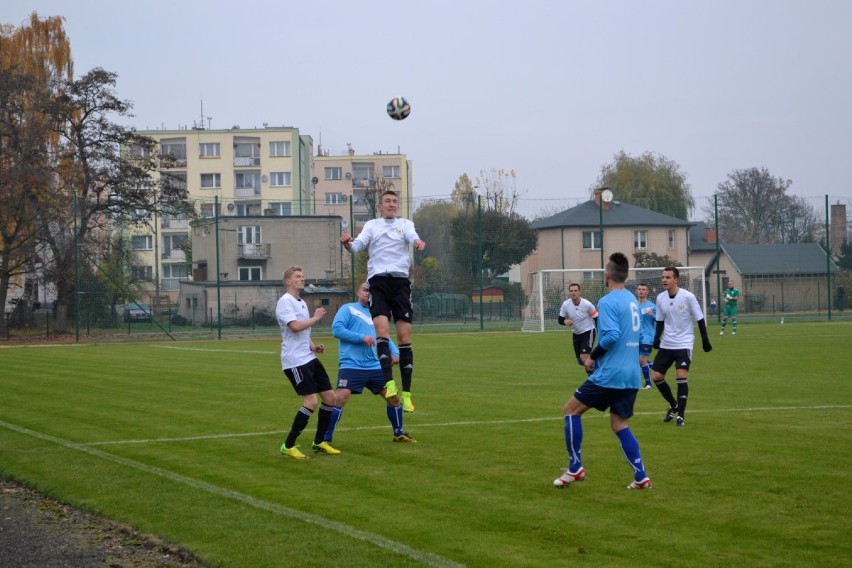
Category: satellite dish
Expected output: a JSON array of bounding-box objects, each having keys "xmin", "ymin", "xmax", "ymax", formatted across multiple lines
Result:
[{"xmin": 601, "ymin": 189, "xmax": 614, "ymax": 203}]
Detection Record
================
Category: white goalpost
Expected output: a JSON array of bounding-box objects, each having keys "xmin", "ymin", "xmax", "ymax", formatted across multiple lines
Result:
[{"xmin": 522, "ymin": 266, "xmax": 707, "ymax": 332}]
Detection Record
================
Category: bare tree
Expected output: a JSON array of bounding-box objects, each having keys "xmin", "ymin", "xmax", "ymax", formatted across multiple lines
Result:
[{"xmin": 709, "ymin": 167, "xmax": 799, "ymax": 244}]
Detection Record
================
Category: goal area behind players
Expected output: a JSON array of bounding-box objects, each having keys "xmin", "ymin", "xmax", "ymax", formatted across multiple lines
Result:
[{"xmin": 522, "ymin": 267, "xmax": 707, "ymax": 332}]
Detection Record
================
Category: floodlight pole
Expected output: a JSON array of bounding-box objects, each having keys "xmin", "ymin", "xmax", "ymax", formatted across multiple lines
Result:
[
  {"xmin": 215, "ymin": 195, "xmax": 222, "ymax": 339},
  {"xmin": 599, "ymin": 197, "xmax": 604, "ymax": 269},
  {"xmin": 826, "ymin": 194, "xmax": 832, "ymax": 320}
]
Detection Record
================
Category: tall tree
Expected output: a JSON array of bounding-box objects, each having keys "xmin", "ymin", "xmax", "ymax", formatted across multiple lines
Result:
[
  {"xmin": 43, "ymin": 68, "xmax": 191, "ymax": 331},
  {"xmin": 708, "ymin": 167, "xmax": 816, "ymax": 244},
  {"xmin": 0, "ymin": 13, "xmax": 73, "ymax": 333},
  {"xmin": 595, "ymin": 150, "xmax": 694, "ymax": 220}
]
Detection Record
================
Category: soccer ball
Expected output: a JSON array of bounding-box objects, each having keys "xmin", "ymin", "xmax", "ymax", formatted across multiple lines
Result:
[{"xmin": 386, "ymin": 97, "xmax": 411, "ymax": 120}]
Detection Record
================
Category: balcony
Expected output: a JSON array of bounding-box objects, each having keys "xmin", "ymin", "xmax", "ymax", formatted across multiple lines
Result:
[
  {"xmin": 159, "ymin": 156, "xmax": 187, "ymax": 169},
  {"xmin": 161, "ymin": 217, "xmax": 189, "ymax": 229},
  {"xmin": 234, "ymin": 186, "xmax": 261, "ymax": 198},
  {"xmin": 238, "ymin": 242, "xmax": 271, "ymax": 260},
  {"xmin": 161, "ymin": 277, "xmax": 189, "ymax": 292},
  {"xmin": 162, "ymin": 249, "xmax": 186, "ymax": 261},
  {"xmin": 234, "ymin": 156, "xmax": 261, "ymax": 167}
]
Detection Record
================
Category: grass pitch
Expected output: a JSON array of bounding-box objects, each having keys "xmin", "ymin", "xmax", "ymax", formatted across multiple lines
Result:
[{"xmin": 1, "ymin": 321, "xmax": 851, "ymax": 567}]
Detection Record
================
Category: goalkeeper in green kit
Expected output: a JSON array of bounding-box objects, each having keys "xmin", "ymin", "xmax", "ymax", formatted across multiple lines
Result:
[{"xmin": 720, "ymin": 281, "xmax": 739, "ymax": 335}]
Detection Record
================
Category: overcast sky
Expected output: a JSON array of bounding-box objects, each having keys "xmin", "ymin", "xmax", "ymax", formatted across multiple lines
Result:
[{"xmin": 4, "ymin": 0, "xmax": 851, "ymax": 218}]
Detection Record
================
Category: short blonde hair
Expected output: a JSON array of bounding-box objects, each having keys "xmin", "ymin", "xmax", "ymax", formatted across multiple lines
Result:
[{"xmin": 282, "ymin": 265, "xmax": 303, "ymax": 283}]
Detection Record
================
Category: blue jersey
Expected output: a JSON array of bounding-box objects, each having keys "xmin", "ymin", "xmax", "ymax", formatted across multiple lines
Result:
[
  {"xmin": 589, "ymin": 288, "xmax": 642, "ymax": 389},
  {"xmin": 638, "ymin": 299, "xmax": 656, "ymax": 345},
  {"xmin": 332, "ymin": 302, "xmax": 399, "ymax": 371}
]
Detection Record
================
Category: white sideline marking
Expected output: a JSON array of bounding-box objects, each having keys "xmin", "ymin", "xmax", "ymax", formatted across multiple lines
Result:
[
  {"xmin": 0, "ymin": 419, "xmax": 464, "ymax": 568},
  {"xmin": 153, "ymin": 345, "xmax": 277, "ymax": 355},
  {"xmin": 85, "ymin": 404, "xmax": 852, "ymax": 447}
]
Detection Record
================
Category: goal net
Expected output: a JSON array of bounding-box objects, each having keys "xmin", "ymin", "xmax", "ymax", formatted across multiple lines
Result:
[{"xmin": 522, "ymin": 266, "xmax": 707, "ymax": 332}]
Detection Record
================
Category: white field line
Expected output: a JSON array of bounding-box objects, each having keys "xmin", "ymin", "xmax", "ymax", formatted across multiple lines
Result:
[
  {"xmin": 85, "ymin": 404, "xmax": 852, "ymax": 447},
  {"xmin": 0, "ymin": 419, "xmax": 464, "ymax": 568}
]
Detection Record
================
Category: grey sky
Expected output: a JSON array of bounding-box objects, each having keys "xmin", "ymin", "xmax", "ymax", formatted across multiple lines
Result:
[{"xmin": 4, "ymin": 0, "xmax": 851, "ymax": 218}]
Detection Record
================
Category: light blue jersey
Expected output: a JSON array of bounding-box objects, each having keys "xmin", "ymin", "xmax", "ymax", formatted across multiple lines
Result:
[
  {"xmin": 332, "ymin": 302, "xmax": 399, "ymax": 370},
  {"xmin": 638, "ymin": 299, "xmax": 656, "ymax": 345},
  {"xmin": 589, "ymin": 288, "xmax": 642, "ymax": 390}
]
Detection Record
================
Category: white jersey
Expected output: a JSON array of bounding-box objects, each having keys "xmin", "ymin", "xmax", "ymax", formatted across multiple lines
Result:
[
  {"xmin": 655, "ymin": 288, "xmax": 705, "ymax": 349},
  {"xmin": 559, "ymin": 298, "xmax": 598, "ymax": 334},
  {"xmin": 275, "ymin": 292, "xmax": 315, "ymax": 369},
  {"xmin": 349, "ymin": 217, "xmax": 420, "ymax": 279}
]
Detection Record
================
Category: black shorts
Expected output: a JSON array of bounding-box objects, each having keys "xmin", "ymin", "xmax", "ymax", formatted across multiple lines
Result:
[
  {"xmin": 572, "ymin": 330, "xmax": 596, "ymax": 358},
  {"xmin": 368, "ymin": 275, "xmax": 413, "ymax": 324},
  {"xmin": 651, "ymin": 348, "xmax": 693, "ymax": 374},
  {"xmin": 573, "ymin": 380, "xmax": 638, "ymax": 419},
  {"xmin": 284, "ymin": 358, "xmax": 333, "ymax": 396}
]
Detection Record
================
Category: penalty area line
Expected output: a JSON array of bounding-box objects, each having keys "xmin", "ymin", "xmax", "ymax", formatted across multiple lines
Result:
[
  {"xmin": 83, "ymin": 404, "xmax": 852, "ymax": 448},
  {"xmin": 0, "ymin": 419, "xmax": 464, "ymax": 568}
]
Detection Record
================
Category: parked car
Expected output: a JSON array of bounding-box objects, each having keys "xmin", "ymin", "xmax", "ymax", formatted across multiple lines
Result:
[{"xmin": 123, "ymin": 302, "xmax": 152, "ymax": 322}]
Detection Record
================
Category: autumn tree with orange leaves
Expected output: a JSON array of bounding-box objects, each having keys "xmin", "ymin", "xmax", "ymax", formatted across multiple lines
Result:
[{"xmin": 1, "ymin": 13, "xmax": 193, "ymax": 333}]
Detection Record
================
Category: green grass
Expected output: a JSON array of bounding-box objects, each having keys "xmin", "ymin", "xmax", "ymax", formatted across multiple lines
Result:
[{"xmin": 1, "ymin": 322, "xmax": 851, "ymax": 567}]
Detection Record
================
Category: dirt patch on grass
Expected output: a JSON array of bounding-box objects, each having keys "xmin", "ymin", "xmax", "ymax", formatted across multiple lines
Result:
[{"xmin": 0, "ymin": 478, "xmax": 207, "ymax": 567}]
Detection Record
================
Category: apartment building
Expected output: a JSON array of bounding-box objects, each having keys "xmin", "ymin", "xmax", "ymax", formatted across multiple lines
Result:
[
  {"xmin": 131, "ymin": 126, "xmax": 313, "ymax": 302},
  {"xmin": 312, "ymin": 146, "xmax": 413, "ymax": 232}
]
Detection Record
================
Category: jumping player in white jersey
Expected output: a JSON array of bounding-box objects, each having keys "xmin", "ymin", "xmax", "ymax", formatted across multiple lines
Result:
[
  {"xmin": 557, "ymin": 283, "xmax": 598, "ymax": 375},
  {"xmin": 553, "ymin": 253, "xmax": 652, "ymax": 490},
  {"xmin": 652, "ymin": 266, "xmax": 713, "ymax": 427},
  {"xmin": 341, "ymin": 190, "xmax": 426, "ymax": 413}
]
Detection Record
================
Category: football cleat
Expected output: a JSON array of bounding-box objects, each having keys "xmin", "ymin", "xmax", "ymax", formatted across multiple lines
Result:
[
  {"xmin": 280, "ymin": 444, "xmax": 307, "ymax": 460},
  {"xmin": 676, "ymin": 416, "xmax": 685, "ymax": 427},
  {"xmin": 393, "ymin": 432, "xmax": 417, "ymax": 443},
  {"xmin": 553, "ymin": 467, "xmax": 587, "ymax": 487},
  {"xmin": 664, "ymin": 407, "xmax": 678, "ymax": 422},
  {"xmin": 312, "ymin": 441, "xmax": 341, "ymax": 455},
  {"xmin": 627, "ymin": 477, "xmax": 653, "ymax": 490},
  {"xmin": 402, "ymin": 392, "xmax": 415, "ymax": 413}
]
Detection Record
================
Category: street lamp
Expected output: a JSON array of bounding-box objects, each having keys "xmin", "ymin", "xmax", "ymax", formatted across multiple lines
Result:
[{"xmin": 598, "ymin": 187, "xmax": 613, "ymax": 268}]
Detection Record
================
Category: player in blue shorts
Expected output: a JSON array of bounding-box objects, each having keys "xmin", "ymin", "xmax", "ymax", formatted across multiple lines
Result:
[
  {"xmin": 636, "ymin": 283, "xmax": 655, "ymax": 389},
  {"xmin": 323, "ymin": 282, "xmax": 416, "ymax": 445},
  {"xmin": 553, "ymin": 253, "xmax": 652, "ymax": 490}
]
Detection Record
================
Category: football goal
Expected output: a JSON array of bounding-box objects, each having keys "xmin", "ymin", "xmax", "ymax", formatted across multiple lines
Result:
[{"xmin": 522, "ymin": 266, "xmax": 707, "ymax": 332}]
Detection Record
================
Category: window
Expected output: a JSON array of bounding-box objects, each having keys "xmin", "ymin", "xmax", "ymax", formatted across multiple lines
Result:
[
  {"xmin": 239, "ymin": 267, "xmax": 262, "ymax": 281},
  {"xmin": 266, "ymin": 202, "xmax": 291, "ymax": 216},
  {"xmin": 325, "ymin": 167, "xmax": 342, "ymax": 180},
  {"xmin": 129, "ymin": 144, "xmax": 151, "ymax": 158},
  {"xmin": 200, "ymin": 203, "xmax": 220, "ymax": 218},
  {"xmin": 382, "ymin": 165, "xmax": 400, "ymax": 178},
  {"xmin": 162, "ymin": 263, "xmax": 187, "ymax": 278},
  {"xmin": 163, "ymin": 234, "xmax": 188, "ymax": 256},
  {"xmin": 238, "ymin": 225, "xmax": 262, "ymax": 245},
  {"xmin": 235, "ymin": 202, "xmax": 256, "ymax": 216},
  {"xmin": 131, "ymin": 266, "xmax": 153, "ymax": 281},
  {"xmin": 200, "ymin": 173, "xmax": 221, "ymax": 189},
  {"xmin": 582, "ymin": 231, "xmax": 602, "ymax": 250},
  {"xmin": 270, "ymin": 172, "xmax": 291, "ymax": 187},
  {"xmin": 325, "ymin": 192, "xmax": 346, "ymax": 204},
  {"xmin": 668, "ymin": 229, "xmax": 675, "ymax": 249},
  {"xmin": 199, "ymin": 142, "xmax": 220, "ymax": 157},
  {"xmin": 269, "ymin": 141, "xmax": 290, "ymax": 157},
  {"xmin": 352, "ymin": 163, "xmax": 374, "ymax": 181},
  {"xmin": 160, "ymin": 139, "xmax": 187, "ymax": 159},
  {"xmin": 634, "ymin": 230, "xmax": 648, "ymax": 250},
  {"xmin": 235, "ymin": 172, "xmax": 260, "ymax": 189},
  {"xmin": 130, "ymin": 208, "xmax": 151, "ymax": 222},
  {"xmin": 131, "ymin": 235, "xmax": 153, "ymax": 250}
]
